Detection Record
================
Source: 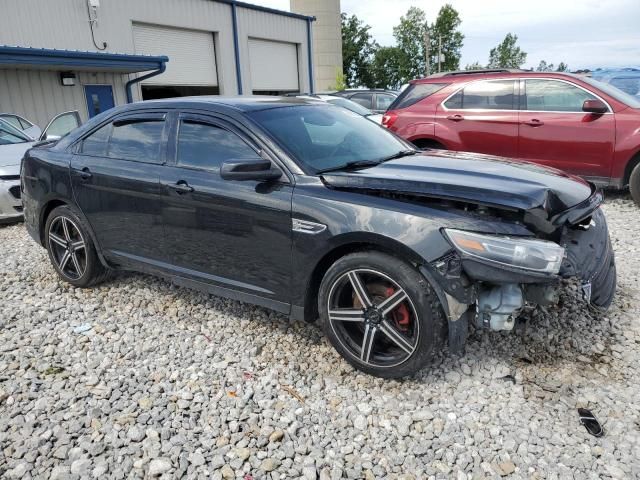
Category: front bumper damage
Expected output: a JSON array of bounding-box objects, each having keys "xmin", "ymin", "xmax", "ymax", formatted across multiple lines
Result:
[{"xmin": 425, "ymin": 205, "xmax": 616, "ymax": 353}]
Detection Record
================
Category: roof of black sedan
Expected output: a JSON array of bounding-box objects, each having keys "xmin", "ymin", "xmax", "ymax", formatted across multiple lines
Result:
[{"xmin": 142, "ymin": 95, "xmax": 324, "ymax": 111}]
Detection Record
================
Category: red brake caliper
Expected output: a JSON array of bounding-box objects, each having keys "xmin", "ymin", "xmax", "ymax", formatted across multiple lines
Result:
[{"xmin": 386, "ymin": 287, "xmax": 410, "ymax": 332}]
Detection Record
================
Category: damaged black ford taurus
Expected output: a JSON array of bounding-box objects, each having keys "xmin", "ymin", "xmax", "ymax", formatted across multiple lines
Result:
[{"xmin": 21, "ymin": 97, "xmax": 616, "ymax": 378}]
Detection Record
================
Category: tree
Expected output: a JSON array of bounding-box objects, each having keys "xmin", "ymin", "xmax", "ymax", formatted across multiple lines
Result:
[
  {"xmin": 536, "ymin": 60, "xmax": 554, "ymax": 72},
  {"xmin": 465, "ymin": 61, "xmax": 485, "ymax": 70},
  {"xmin": 341, "ymin": 13, "xmax": 378, "ymax": 88},
  {"xmin": 488, "ymin": 33, "xmax": 527, "ymax": 68},
  {"xmin": 555, "ymin": 62, "xmax": 569, "ymax": 72},
  {"xmin": 429, "ymin": 4, "xmax": 464, "ymax": 74},
  {"xmin": 370, "ymin": 46, "xmax": 404, "ymax": 89},
  {"xmin": 392, "ymin": 7, "xmax": 427, "ymax": 82}
]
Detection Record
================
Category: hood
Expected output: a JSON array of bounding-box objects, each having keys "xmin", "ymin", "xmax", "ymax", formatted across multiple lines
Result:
[
  {"xmin": 321, "ymin": 150, "xmax": 596, "ymax": 223},
  {"xmin": 0, "ymin": 141, "xmax": 34, "ymax": 170}
]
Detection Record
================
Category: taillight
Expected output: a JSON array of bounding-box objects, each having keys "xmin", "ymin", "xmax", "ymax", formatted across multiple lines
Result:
[{"xmin": 382, "ymin": 111, "xmax": 398, "ymax": 129}]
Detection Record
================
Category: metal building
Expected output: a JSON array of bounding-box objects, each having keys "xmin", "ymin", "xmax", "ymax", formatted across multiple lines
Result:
[{"xmin": 0, "ymin": 0, "xmax": 315, "ymax": 127}]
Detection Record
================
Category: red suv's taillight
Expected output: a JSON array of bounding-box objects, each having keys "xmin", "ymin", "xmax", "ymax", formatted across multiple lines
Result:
[{"xmin": 382, "ymin": 111, "xmax": 398, "ymax": 129}]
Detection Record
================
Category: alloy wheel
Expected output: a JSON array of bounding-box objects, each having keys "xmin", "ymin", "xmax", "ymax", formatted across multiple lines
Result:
[
  {"xmin": 327, "ymin": 269, "xmax": 420, "ymax": 368},
  {"xmin": 48, "ymin": 216, "xmax": 87, "ymax": 280}
]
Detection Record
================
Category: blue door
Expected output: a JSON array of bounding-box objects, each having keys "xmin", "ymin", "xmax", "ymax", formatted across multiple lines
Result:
[{"xmin": 84, "ymin": 85, "xmax": 115, "ymax": 118}]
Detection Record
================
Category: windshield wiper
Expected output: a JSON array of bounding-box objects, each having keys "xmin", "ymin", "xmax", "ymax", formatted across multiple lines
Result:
[
  {"xmin": 376, "ymin": 149, "xmax": 419, "ymax": 163},
  {"xmin": 316, "ymin": 150, "xmax": 418, "ymax": 174},
  {"xmin": 316, "ymin": 160, "xmax": 381, "ymax": 174}
]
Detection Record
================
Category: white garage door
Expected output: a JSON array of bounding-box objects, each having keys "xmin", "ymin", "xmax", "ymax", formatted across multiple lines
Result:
[
  {"xmin": 133, "ymin": 24, "xmax": 218, "ymax": 86},
  {"xmin": 248, "ymin": 39, "xmax": 299, "ymax": 92}
]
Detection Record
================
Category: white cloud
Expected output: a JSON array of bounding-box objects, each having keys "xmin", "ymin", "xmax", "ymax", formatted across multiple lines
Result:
[{"xmin": 253, "ymin": 0, "xmax": 640, "ymax": 70}]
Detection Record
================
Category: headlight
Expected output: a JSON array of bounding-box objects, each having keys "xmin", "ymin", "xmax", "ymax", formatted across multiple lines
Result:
[{"xmin": 444, "ymin": 229, "xmax": 565, "ymax": 274}]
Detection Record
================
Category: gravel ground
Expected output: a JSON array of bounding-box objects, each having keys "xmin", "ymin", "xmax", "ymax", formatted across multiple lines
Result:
[{"xmin": 1, "ymin": 194, "xmax": 639, "ymax": 480}]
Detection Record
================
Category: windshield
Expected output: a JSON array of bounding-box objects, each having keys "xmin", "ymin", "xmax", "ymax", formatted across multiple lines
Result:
[
  {"xmin": 325, "ymin": 97, "xmax": 373, "ymax": 116},
  {"xmin": 580, "ymin": 76, "xmax": 640, "ymax": 108},
  {"xmin": 249, "ymin": 105, "xmax": 411, "ymax": 173},
  {"xmin": 0, "ymin": 119, "xmax": 30, "ymax": 145}
]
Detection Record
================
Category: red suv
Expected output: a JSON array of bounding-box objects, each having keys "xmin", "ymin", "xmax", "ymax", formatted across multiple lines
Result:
[{"xmin": 383, "ymin": 70, "xmax": 640, "ymax": 205}]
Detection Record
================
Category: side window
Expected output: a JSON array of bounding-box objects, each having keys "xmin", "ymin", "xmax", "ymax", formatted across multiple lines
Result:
[
  {"xmin": 525, "ymin": 79, "xmax": 599, "ymax": 112},
  {"xmin": 177, "ymin": 120, "xmax": 259, "ymax": 171},
  {"xmin": 376, "ymin": 94, "xmax": 395, "ymax": 111},
  {"xmin": 445, "ymin": 80, "xmax": 515, "ymax": 110},
  {"xmin": 81, "ymin": 124, "xmax": 111, "ymax": 156},
  {"xmin": 350, "ymin": 93, "xmax": 373, "ymax": 109},
  {"xmin": 0, "ymin": 115, "xmax": 23, "ymax": 130},
  {"xmin": 108, "ymin": 119, "xmax": 164, "ymax": 163},
  {"xmin": 18, "ymin": 116, "xmax": 34, "ymax": 129}
]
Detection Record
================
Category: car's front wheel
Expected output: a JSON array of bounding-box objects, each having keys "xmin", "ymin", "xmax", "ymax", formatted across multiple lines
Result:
[
  {"xmin": 318, "ymin": 251, "xmax": 446, "ymax": 378},
  {"xmin": 44, "ymin": 205, "xmax": 110, "ymax": 287}
]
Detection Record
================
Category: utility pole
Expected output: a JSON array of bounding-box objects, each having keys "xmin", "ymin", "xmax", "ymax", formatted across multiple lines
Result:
[
  {"xmin": 438, "ymin": 35, "xmax": 442, "ymax": 73},
  {"xmin": 423, "ymin": 22, "xmax": 430, "ymax": 77}
]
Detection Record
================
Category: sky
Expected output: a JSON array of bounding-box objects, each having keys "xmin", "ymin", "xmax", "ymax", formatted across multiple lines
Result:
[{"xmin": 252, "ymin": 0, "xmax": 640, "ymax": 70}]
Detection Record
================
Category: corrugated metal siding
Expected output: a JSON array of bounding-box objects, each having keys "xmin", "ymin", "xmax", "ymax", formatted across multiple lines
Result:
[
  {"xmin": 0, "ymin": 0, "xmax": 311, "ymax": 120},
  {"xmin": 0, "ymin": 69, "xmax": 128, "ymax": 126}
]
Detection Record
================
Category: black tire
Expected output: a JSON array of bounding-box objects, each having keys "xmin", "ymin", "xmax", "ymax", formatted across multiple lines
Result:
[
  {"xmin": 318, "ymin": 251, "xmax": 446, "ymax": 378},
  {"xmin": 44, "ymin": 205, "xmax": 111, "ymax": 287},
  {"xmin": 629, "ymin": 162, "xmax": 640, "ymax": 207}
]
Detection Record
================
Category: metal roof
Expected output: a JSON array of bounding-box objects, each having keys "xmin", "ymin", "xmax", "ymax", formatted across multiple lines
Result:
[{"xmin": 0, "ymin": 45, "xmax": 168, "ymax": 73}]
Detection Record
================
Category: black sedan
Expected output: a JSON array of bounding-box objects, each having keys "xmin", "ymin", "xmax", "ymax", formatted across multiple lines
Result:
[{"xmin": 21, "ymin": 97, "xmax": 616, "ymax": 378}]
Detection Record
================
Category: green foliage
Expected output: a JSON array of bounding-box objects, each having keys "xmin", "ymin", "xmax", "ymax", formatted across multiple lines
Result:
[
  {"xmin": 370, "ymin": 46, "xmax": 404, "ymax": 89},
  {"xmin": 340, "ymin": 5, "xmax": 464, "ymax": 89},
  {"xmin": 429, "ymin": 4, "xmax": 464, "ymax": 74},
  {"xmin": 555, "ymin": 62, "xmax": 569, "ymax": 72},
  {"xmin": 331, "ymin": 67, "xmax": 347, "ymax": 91},
  {"xmin": 392, "ymin": 6, "xmax": 427, "ymax": 82},
  {"xmin": 488, "ymin": 33, "xmax": 527, "ymax": 68},
  {"xmin": 465, "ymin": 61, "xmax": 485, "ymax": 70},
  {"xmin": 341, "ymin": 13, "xmax": 377, "ymax": 87},
  {"xmin": 536, "ymin": 60, "xmax": 554, "ymax": 72}
]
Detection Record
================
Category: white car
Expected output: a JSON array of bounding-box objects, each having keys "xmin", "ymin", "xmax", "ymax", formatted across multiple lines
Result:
[
  {"xmin": 296, "ymin": 94, "xmax": 383, "ymax": 124},
  {"xmin": 0, "ymin": 111, "xmax": 81, "ymax": 223},
  {"xmin": 0, "ymin": 113, "xmax": 41, "ymax": 140},
  {"xmin": 0, "ymin": 119, "xmax": 34, "ymax": 222}
]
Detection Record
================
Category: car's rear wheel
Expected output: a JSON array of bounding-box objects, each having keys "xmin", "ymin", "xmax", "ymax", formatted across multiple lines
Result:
[
  {"xmin": 318, "ymin": 251, "xmax": 446, "ymax": 378},
  {"xmin": 45, "ymin": 205, "xmax": 110, "ymax": 287},
  {"xmin": 629, "ymin": 162, "xmax": 640, "ymax": 207}
]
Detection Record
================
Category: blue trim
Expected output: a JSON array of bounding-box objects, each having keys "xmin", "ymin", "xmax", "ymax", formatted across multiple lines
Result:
[
  {"xmin": 0, "ymin": 45, "xmax": 168, "ymax": 73},
  {"xmin": 125, "ymin": 62, "xmax": 167, "ymax": 103},
  {"xmin": 214, "ymin": 0, "xmax": 314, "ymax": 21},
  {"xmin": 306, "ymin": 18, "xmax": 315, "ymax": 94},
  {"xmin": 230, "ymin": 3, "xmax": 243, "ymax": 95}
]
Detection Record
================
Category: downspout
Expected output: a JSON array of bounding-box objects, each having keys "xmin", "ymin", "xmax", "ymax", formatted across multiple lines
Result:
[
  {"xmin": 230, "ymin": 1, "xmax": 243, "ymax": 94},
  {"xmin": 125, "ymin": 61, "xmax": 167, "ymax": 103},
  {"xmin": 306, "ymin": 17, "xmax": 316, "ymax": 94}
]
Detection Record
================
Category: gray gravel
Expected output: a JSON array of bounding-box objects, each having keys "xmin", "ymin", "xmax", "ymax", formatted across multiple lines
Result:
[{"xmin": 1, "ymin": 193, "xmax": 639, "ymax": 479}]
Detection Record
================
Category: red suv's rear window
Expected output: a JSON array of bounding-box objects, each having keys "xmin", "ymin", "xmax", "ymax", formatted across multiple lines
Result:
[{"xmin": 389, "ymin": 83, "xmax": 449, "ymax": 110}]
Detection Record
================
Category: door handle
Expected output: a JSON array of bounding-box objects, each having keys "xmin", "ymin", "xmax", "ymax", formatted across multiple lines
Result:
[
  {"xmin": 79, "ymin": 167, "xmax": 92, "ymax": 180},
  {"xmin": 446, "ymin": 114, "xmax": 464, "ymax": 122},
  {"xmin": 523, "ymin": 119, "xmax": 544, "ymax": 127},
  {"xmin": 168, "ymin": 181, "xmax": 194, "ymax": 194}
]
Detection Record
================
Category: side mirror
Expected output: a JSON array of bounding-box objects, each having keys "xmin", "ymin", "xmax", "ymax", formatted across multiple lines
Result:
[
  {"xmin": 582, "ymin": 99, "xmax": 608, "ymax": 114},
  {"xmin": 220, "ymin": 158, "xmax": 282, "ymax": 181}
]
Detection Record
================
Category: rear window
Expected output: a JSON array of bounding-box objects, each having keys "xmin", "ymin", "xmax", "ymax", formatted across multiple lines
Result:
[{"xmin": 389, "ymin": 83, "xmax": 449, "ymax": 110}]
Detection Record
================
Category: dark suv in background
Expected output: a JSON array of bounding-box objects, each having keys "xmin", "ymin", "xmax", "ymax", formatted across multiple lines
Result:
[
  {"xmin": 383, "ymin": 70, "xmax": 640, "ymax": 205},
  {"xmin": 333, "ymin": 89, "xmax": 398, "ymax": 114}
]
